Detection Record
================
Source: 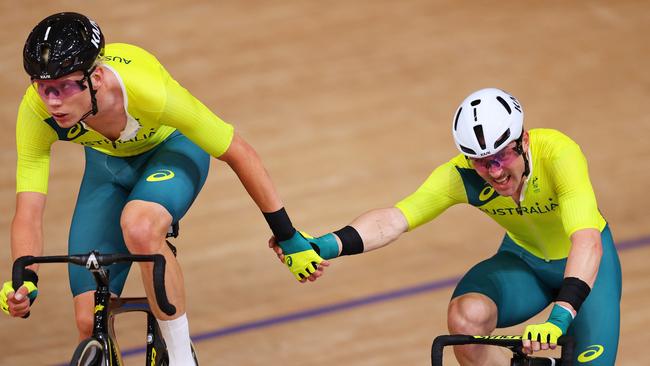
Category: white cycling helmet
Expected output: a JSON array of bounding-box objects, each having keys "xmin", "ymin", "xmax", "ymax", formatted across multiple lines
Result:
[{"xmin": 452, "ymin": 88, "xmax": 524, "ymax": 158}]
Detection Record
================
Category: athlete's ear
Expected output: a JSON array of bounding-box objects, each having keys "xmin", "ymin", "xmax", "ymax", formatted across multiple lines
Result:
[
  {"xmin": 522, "ymin": 130, "xmax": 529, "ymax": 150},
  {"xmin": 90, "ymin": 66, "xmax": 104, "ymax": 90}
]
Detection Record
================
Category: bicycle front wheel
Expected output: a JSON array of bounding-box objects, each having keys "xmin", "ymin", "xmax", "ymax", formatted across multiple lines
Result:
[{"xmin": 70, "ymin": 338, "xmax": 105, "ymax": 366}]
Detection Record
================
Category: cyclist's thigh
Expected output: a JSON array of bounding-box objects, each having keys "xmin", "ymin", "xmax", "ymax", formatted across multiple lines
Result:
[
  {"xmin": 128, "ymin": 132, "xmax": 210, "ymax": 222},
  {"xmin": 68, "ymin": 148, "xmax": 132, "ymax": 297},
  {"xmin": 569, "ymin": 226, "xmax": 621, "ymax": 365},
  {"xmin": 452, "ymin": 240, "xmax": 553, "ymax": 328}
]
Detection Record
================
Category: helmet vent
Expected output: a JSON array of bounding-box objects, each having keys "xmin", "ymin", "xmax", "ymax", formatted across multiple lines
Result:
[
  {"xmin": 459, "ymin": 145, "xmax": 476, "ymax": 155},
  {"xmin": 471, "ymin": 99, "xmax": 481, "ymax": 122},
  {"xmin": 454, "ymin": 107, "xmax": 462, "ymax": 131},
  {"xmin": 496, "ymin": 96, "xmax": 511, "ymax": 114},
  {"xmin": 493, "ymin": 129, "xmax": 511, "ymax": 150},
  {"xmin": 39, "ymin": 46, "xmax": 51, "ymax": 64},
  {"xmin": 473, "ymin": 125, "xmax": 486, "ymax": 150}
]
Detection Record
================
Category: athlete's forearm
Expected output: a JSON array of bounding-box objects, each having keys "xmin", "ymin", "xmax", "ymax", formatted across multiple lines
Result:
[
  {"xmin": 565, "ymin": 228, "xmax": 602, "ymax": 286},
  {"xmin": 11, "ymin": 192, "xmax": 47, "ymax": 271},
  {"xmin": 219, "ymin": 133, "xmax": 283, "ymax": 212},
  {"xmin": 345, "ymin": 207, "xmax": 408, "ymax": 252},
  {"xmin": 558, "ymin": 228, "xmax": 602, "ymax": 314}
]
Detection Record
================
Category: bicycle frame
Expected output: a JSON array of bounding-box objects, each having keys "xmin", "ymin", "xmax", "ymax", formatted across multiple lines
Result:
[
  {"xmin": 12, "ymin": 251, "xmax": 176, "ymax": 366},
  {"xmin": 431, "ymin": 334, "xmax": 574, "ymax": 366},
  {"xmin": 91, "ymin": 267, "xmax": 123, "ymax": 365}
]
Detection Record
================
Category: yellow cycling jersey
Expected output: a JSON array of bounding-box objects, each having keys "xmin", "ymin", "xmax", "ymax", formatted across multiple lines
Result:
[
  {"xmin": 395, "ymin": 128, "xmax": 606, "ymax": 260},
  {"xmin": 16, "ymin": 43, "xmax": 234, "ymax": 194}
]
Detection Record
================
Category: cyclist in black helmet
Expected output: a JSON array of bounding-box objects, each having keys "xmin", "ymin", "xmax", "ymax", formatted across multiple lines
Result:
[
  {"xmin": 1, "ymin": 12, "xmax": 325, "ymax": 365},
  {"xmin": 22, "ymin": 12, "xmax": 104, "ymax": 122}
]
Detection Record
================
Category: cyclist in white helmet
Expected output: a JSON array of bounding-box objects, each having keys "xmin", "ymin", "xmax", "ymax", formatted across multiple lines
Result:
[{"xmin": 271, "ymin": 87, "xmax": 621, "ymax": 365}]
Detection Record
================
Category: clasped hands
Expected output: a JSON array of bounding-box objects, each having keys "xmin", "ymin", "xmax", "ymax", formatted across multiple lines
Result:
[{"xmin": 269, "ymin": 230, "xmax": 338, "ymax": 283}]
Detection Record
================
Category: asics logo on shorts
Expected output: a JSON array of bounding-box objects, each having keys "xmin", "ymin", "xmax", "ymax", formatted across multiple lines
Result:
[
  {"xmin": 577, "ymin": 345, "xmax": 604, "ymax": 363},
  {"xmin": 146, "ymin": 170, "xmax": 175, "ymax": 182}
]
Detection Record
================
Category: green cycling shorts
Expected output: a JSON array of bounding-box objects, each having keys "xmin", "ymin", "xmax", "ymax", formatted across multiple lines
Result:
[
  {"xmin": 68, "ymin": 131, "xmax": 210, "ymax": 297},
  {"xmin": 452, "ymin": 225, "xmax": 621, "ymax": 365}
]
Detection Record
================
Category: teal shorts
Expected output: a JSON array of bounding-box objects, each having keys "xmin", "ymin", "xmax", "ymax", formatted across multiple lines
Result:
[
  {"xmin": 452, "ymin": 225, "xmax": 621, "ymax": 365},
  {"xmin": 68, "ymin": 131, "xmax": 210, "ymax": 297}
]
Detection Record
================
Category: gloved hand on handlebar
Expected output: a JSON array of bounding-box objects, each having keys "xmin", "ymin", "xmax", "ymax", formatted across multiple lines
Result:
[
  {"xmin": 0, "ymin": 269, "xmax": 39, "ymax": 318},
  {"xmin": 522, "ymin": 303, "xmax": 573, "ymax": 353}
]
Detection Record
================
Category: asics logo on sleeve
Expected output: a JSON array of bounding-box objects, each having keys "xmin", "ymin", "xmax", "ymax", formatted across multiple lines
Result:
[
  {"xmin": 577, "ymin": 345, "xmax": 604, "ymax": 363},
  {"xmin": 146, "ymin": 170, "xmax": 175, "ymax": 182}
]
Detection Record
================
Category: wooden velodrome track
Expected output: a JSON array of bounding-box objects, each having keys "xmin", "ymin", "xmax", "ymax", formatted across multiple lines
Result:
[{"xmin": 1, "ymin": 1, "xmax": 648, "ymax": 365}]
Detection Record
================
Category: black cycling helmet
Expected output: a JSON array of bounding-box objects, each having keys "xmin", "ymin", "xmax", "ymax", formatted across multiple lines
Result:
[{"xmin": 23, "ymin": 12, "xmax": 104, "ymax": 80}]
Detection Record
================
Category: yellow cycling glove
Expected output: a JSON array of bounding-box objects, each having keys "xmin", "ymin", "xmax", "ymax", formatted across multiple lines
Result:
[
  {"xmin": 523, "ymin": 321, "xmax": 563, "ymax": 344},
  {"xmin": 1, "ymin": 280, "xmax": 39, "ymax": 316},
  {"xmin": 523, "ymin": 304, "xmax": 573, "ymax": 344},
  {"xmin": 278, "ymin": 231, "xmax": 324, "ymax": 281},
  {"xmin": 1, "ymin": 268, "xmax": 39, "ymax": 317}
]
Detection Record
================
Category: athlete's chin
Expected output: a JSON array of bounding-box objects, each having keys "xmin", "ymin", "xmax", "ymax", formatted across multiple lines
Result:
[
  {"xmin": 53, "ymin": 116, "xmax": 77, "ymax": 128},
  {"xmin": 494, "ymin": 188, "xmax": 515, "ymax": 197},
  {"xmin": 491, "ymin": 182, "xmax": 517, "ymax": 197}
]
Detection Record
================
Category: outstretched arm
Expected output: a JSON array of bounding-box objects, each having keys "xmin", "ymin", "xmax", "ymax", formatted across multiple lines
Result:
[
  {"xmin": 269, "ymin": 207, "xmax": 409, "ymax": 282},
  {"xmin": 217, "ymin": 132, "xmax": 283, "ymax": 212},
  {"xmin": 219, "ymin": 133, "xmax": 327, "ymax": 281},
  {"xmin": 346, "ymin": 207, "xmax": 409, "ymax": 252}
]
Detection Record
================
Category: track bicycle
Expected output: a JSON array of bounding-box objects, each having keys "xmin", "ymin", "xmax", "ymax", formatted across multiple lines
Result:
[
  {"xmin": 12, "ymin": 225, "xmax": 198, "ymax": 366},
  {"xmin": 431, "ymin": 334, "xmax": 574, "ymax": 366}
]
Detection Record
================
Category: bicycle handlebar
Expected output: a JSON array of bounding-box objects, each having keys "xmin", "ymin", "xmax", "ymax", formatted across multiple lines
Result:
[
  {"xmin": 12, "ymin": 252, "xmax": 176, "ymax": 316},
  {"xmin": 431, "ymin": 334, "xmax": 574, "ymax": 366}
]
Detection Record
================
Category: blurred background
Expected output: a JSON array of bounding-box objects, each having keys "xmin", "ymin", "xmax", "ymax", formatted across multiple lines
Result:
[{"xmin": 1, "ymin": 1, "xmax": 648, "ymax": 365}]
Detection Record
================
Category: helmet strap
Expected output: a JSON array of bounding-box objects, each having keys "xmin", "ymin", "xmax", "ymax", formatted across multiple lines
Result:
[
  {"xmin": 514, "ymin": 133, "xmax": 530, "ymax": 177},
  {"xmin": 78, "ymin": 68, "xmax": 99, "ymax": 122}
]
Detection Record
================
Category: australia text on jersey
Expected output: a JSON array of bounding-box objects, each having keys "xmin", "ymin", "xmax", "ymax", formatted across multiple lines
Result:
[{"xmin": 479, "ymin": 198, "xmax": 559, "ymax": 216}]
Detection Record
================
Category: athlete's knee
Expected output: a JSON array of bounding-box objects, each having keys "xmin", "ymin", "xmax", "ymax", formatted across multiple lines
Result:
[
  {"xmin": 448, "ymin": 293, "xmax": 498, "ymax": 334},
  {"xmin": 121, "ymin": 203, "xmax": 169, "ymax": 254},
  {"xmin": 122, "ymin": 219, "xmax": 159, "ymax": 253}
]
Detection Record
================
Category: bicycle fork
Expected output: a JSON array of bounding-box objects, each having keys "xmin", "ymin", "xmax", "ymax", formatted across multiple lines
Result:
[{"xmin": 109, "ymin": 297, "xmax": 169, "ymax": 365}]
